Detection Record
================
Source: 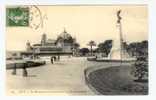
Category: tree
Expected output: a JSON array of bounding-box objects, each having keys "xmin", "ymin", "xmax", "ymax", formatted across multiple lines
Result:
[
  {"xmin": 126, "ymin": 40, "xmax": 148, "ymax": 57},
  {"xmin": 123, "ymin": 41, "xmax": 128, "ymax": 50},
  {"xmin": 79, "ymin": 48, "xmax": 89, "ymax": 56},
  {"xmin": 73, "ymin": 42, "xmax": 80, "ymax": 49},
  {"xmin": 130, "ymin": 40, "xmax": 148, "ymax": 82},
  {"xmin": 97, "ymin": 40, "xmax": 113, "ymax": 57},
  {"xmin": 131, "ymin": 56, "xmax": 148, "ymax": 82},
  {"xmin": 87, "ymin": 40, "xmax": 96, "ymax": 56}
]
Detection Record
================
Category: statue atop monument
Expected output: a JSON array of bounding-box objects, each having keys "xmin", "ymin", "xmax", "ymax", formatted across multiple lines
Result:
[
  {"xmin": 107, "ymin": 10, "xmax": 136, "ymax": 61},
  {"xmin": 117, "ymin": 10, "xmax": 122, "ymax": 24}
]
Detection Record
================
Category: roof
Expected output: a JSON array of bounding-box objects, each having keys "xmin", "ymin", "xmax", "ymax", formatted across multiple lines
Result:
[{"xmin": 58, "ymin": 29, "xmax": 72, "ymax": 40}]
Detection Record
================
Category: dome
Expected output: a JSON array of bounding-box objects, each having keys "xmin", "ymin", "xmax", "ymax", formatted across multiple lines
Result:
[
  {"xmin": 56, "ymin": 28, "xmax": 75, "ymax": 44},
  {"xmin": 58, "ymin": 29, "xmax": 72, "ymax": 39}
]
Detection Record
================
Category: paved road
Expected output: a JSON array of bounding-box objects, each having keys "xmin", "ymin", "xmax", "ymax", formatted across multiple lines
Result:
[{"xmin": 6, "ymin": 57, "xmax": 97, "ymax": 95}]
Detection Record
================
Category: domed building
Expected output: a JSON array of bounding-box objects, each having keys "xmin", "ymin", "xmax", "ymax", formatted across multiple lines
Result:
[
  {"xmin": 58, "ymin": 29, "xmax": 73, "ymax": 40},
  {"xmin": 56, "ymin": 29, "xmax": 76, "ymax": 52},
  {"xmin": 27, "ymin": 29, "xmax": 78, "ymax": 54}
]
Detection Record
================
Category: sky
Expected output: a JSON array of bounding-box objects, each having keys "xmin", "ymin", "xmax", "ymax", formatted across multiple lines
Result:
[{"xmin": 6, "ymin": 5, "xmax": 148, "ymax": 51}]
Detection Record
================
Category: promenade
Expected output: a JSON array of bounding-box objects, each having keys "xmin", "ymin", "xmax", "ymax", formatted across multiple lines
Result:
[{"xmin": 6, "ymin": 57, "xmax": 95, "ymax": 95}]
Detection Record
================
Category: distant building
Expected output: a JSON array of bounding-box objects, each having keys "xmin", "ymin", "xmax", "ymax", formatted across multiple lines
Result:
[
  {"xmin": 41, "ymin": 33, "xmax": 47, "ymax": 46},
  {"xmin": 26, "ymin": 29, "xmax": 78, "ymax": 54}
]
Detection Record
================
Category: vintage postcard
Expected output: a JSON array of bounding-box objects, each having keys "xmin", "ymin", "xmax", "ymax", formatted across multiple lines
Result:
[{"xmin": 6, "ymin": 5, "xmax": 148, "ymax": 95}]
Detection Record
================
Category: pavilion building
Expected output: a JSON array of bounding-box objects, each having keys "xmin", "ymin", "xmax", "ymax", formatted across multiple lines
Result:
[{"xmin": 26, "ymin": 29, "xmax": 77, "ymax": 54}]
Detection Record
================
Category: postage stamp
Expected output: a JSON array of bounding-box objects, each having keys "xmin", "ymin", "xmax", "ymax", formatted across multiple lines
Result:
[{"xmin": 6, "ymin": 7, "xmax": 29, "ymax": 26}]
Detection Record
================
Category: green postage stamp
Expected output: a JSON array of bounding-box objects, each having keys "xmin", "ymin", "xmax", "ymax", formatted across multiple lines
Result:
[{"xmin": 6, "ymin": 7, "xmax": 29, "ymax": 26}]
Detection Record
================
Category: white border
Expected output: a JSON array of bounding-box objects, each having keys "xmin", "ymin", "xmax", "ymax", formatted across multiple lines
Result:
[{"xmin": 1, "ymin": 0, "xmax": 156, "ymax": 100}]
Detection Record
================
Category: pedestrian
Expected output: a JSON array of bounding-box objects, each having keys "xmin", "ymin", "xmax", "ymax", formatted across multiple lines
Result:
[
  {"xmin": 51, "ymin": 56, "xmax": 54, "ymax": 64},
  {"xmin": 54, "ymin": 56, "xmax": 57, "ymax": 61},
  {"xmin": 23, "ymin": 63, "xmax": 28, "ymax": 77}
]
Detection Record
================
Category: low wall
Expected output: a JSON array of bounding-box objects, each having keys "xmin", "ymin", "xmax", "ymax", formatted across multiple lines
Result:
[{"xmin": 6, "ymin": 60, "xmax": 46, "ymax": 69}]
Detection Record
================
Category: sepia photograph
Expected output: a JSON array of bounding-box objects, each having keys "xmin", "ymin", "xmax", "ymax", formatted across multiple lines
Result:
[{"xmin": 6, "ymin": 5, "xmax": 148, "ymax": 95}]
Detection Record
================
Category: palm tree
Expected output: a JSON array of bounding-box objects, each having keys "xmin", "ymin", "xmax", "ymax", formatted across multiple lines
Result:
[{"xmin": 87, "ymin": 40, "xmax": 96, "ymax": 56}]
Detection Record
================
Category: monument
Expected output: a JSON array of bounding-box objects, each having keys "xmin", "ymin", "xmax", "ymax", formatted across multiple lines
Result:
[
  {"xmin": 108, "ymin": 10, "xmax": 136, "ymax": 61},
  {"xmin": 96, "ymin": 10, "xmax": 136, "ymax": 62}
]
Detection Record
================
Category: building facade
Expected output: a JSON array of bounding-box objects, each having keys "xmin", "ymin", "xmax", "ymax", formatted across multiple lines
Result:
[{"xmin": 26, "ymin": 29, "xmax": 78, "ymax": 54}]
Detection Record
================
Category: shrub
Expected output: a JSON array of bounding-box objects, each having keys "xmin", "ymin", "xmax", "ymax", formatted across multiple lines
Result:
[{"xmin": 131, "ymin": 56, "xmax": 148, "ymax": 81}]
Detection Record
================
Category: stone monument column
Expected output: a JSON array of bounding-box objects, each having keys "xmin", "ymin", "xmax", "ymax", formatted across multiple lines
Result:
[{"xmin": 108, "ymin": 10, "xmax": 133, "ymax": 61}]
